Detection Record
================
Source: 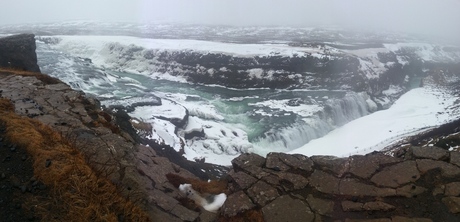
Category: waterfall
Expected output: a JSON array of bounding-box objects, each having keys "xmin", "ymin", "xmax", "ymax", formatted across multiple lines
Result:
[
  {"xmin": 322, "ymin": 92, "xmax": 371, "ymax": 127},
  {"xmin": 253, "ymin": 92, "xmax": 373, "ymax": 155}
]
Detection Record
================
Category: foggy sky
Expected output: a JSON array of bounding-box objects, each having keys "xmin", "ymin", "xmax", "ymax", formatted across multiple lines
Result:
[{"xmin": 2, "ymin": 0, "xmax": 460, "ymax": 42}]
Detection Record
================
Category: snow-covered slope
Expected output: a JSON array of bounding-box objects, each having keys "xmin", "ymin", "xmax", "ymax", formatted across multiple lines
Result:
[{"xmin": 289, "ymin": 85, "xmax": 460, "ymax": 157}]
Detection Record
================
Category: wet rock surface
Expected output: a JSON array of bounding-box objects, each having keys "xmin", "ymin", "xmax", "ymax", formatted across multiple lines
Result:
[{"xmin": 222, "ymin": 151, "xmax": 460, "ymax": 221}]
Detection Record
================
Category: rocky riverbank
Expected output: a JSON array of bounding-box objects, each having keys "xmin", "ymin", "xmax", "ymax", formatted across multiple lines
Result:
[{"xmin": 1, "ymin": 33, "xmax": 460, "ymax": 221}]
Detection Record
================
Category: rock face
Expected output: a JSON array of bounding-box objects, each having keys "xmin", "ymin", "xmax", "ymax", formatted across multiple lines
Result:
[
  {"xmin": 221, "ymin": 149, "xmax": 460, "ymax": 221},
  {"xmin": 0, "ymin": 34, "xmax": 40, "ymax": 72}
]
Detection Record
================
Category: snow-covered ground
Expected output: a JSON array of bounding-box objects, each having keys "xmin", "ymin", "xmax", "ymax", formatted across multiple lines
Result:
[
  {"xmin": 42, "ymin": 35, "xmax": 330, "ymax": 60},
  {"xmin": 289, "ymin": 86, "xmax": 460, "ymax": 157}
]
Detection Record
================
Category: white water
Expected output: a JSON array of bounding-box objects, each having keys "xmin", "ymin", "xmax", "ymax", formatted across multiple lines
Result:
[{"xmin": 36, "ymin": 35, "xmax": 379, "ymax": 165}]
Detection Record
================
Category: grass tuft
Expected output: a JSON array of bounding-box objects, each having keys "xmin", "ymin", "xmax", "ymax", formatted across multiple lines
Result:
[{"xmin": 0, "ymin": 98, "xmax": 150, "ymax": 221}]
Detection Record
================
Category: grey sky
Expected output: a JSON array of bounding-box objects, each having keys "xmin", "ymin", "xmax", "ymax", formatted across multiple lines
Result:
[{"xmin": 1, "ymin": 0, "xmax": 460, "ymax": 42}]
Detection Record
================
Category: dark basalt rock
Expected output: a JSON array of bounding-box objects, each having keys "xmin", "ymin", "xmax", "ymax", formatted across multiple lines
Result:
[{"xmin": 0, "ymin": 34, "xmax": 41, "ymax": 72}]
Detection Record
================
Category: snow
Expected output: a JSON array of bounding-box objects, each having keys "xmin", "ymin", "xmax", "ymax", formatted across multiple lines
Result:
[
  {"xmin": 128, "ymin": 102, "xmax": 187, "ymax": 152},
  {"xmin": 289, "ymin": 86, "xmax": 460, "ymax": 157},
  {"xmin": 46, "ymin": 35, "xmax": 329, "ymax": 59},
  {"xmin": 249, "ymin": 99, "xmax": 321, "ymax": 118},
  {"xmin": 181, "ymin": 116, "xmax": 253, "ymax": 166}
]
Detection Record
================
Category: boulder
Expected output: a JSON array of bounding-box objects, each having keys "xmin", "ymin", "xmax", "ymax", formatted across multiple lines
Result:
[{"xmin": 262, "ymin": 195, "xmax": 314, "ymax": 222}]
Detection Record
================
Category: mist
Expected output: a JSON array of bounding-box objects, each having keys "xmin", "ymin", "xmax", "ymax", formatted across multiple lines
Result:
[{"xmin": 1, "ymin": 0, "xmax": 459, "ymax": 44}]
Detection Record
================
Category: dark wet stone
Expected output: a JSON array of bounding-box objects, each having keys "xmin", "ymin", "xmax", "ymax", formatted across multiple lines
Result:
[
  {"xmin": 232, "ymin": 153, "xmax": 266, "ymax": 172},
  {"xmin": 340, "ymin": 178, "xmax": 396, "ymax": 197},
  {"xmin": 396, "ymin": 184, "xmax": 427, "ymax": 198},
  {"xmin": 228, "ymin": 170, "xmax": 257, "ymax": 190},
  {"xmin": 247, "ymin": 180, "xmax": 279, "ymax": 206},
  {"xmin": 362, "ymin": 201, "xmax": 395, "ymax": 211},
  {"xmin": 311, "ymin": 155, "xmax": 349, "ymax": 177},
  {"xmin": 391, "ymin": 216, "xmax": 433, "ymax": 222},
  {"xmin": 275, "ymin": 172, "xmax": 309, "ymax": 191},
  {"xmin": 342, "ymin": 201, "xmax": 364, "ymax": 211},
  {"xmin": 349, "ymin": 153, "xmax": 401, "ymax": 179},
  {"xmin": 309, "ymin": 170, "xmax": 340, "ymax": 194},
  {"xmin": 262, "ymin": 195, "xmax": 314, "ymax": 222},
  {"xmin": 416, "ymin": 159, "xmax": 460, "ymax": 178},
  {"xmin": 445, "ymin": 182, "xmax": 460, "ymax": 196},
  {"xmin": 266, "ymin": 152, "xmax": 291, "ymax": 171},
  {"xmin": 170, "ymin": 204, "xmax": 199, "ymax": 222},
  {"xmin": 221, "ymin": 191, "xmax": 255, "ymax": 217},
  {"xmin": 306, "ymin": 194, "xmax": 334, "ymax": 216},
  {"xmin": 450, "ymin": 152, "xmax": 460, "ymax": 167},
  {"xmin": 442, "ymin": 197, "xmax": 460, "ymax": 213},
  {"xmin": 371, "ymin": 161, "xmax": 420, "ymax": 188},
  {"xmin": 410, "ymin": 146, "xmax": 449, "ymax": 160}
]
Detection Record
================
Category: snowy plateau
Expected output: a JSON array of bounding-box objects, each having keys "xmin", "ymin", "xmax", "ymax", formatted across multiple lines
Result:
[{"xmin": 3, "ymin": 21, "xmax": 459, "ymax": 166}]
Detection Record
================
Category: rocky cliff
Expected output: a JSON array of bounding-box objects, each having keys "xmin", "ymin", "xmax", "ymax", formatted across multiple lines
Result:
[
  {"xmin": 0, "ymin": 34, "xmax": 40, "ymax": 72},
  {"xmin": 1, "ymin": 34, "xmax": 460, "ymax": 221}
]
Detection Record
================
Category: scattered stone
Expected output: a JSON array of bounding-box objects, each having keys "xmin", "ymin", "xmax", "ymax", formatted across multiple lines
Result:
[
  {"xmin": 342, "ymin": 201, "xmax": 364, "ymax": 212},
  {"xmin": 396, "ymin": 184, "xmax": 427, "ymax": 198},
  {"xmin": 311, "ymin": 156, "xmax": 349, "ymax": 177},
  {"xmin": 349, "ymin": 154, "xmax": 401, "ymax": 179},
  {"xmin": 228, "ymin": 171, "xmax": 257, "ymax": 190},
  {"xmin": 262, "ymin": 195, "xmax": 315, "ymax": 222},
  {"xmin": 449, "ymin": 152, "xmax": 460, "ymax": 167},
  {"xmin": 410, "ymin": 146, "xmax": 449, "ymax": 160},
  {"xmin": 221, "ymin": 191, "xmax": 255, "ymax": 217},
  {"xmin": 371, "ymin": 161, "xmax": 420, "ymax": 188},
  {"xmin": 266, "ymin": 152, "xmax": 291, "ymax": 171},
  {"xmin": 198, "ymin": 210, "xmax": 218, "ymax": 222},
  {"xmin": 445, "ymin": 182, "xmax": 460, "ymax": 196},
  {"xmin": 170, "ymin": 204, "xmax": 199, "ymax": 222},
  {"xmin": 306, "ymin": 194, "xmax": 334, "ymax": 216},
  {"xmin": 344, "ymin": 219, "xmax": 391, "ymax": 222},
  {"xmin": 432, "ymin": 185, "xmax": 445, "ymax": 196},
  {"xmin": 340, "ymin": 178, "xmax": 395, "ymax": 197},
  {"xmin": 309, "ymin": 170, "xmax": 340, "ymax": 194},
  {"xmin": 247, "ymin": 180, "xmax": 279, "ymax": 206},
  {"xmin": 149, "ymin": 189, "xmax": 179, "ymax": 212},
  {"xmin": 276, "ymin": 172, "xmax": 309, "ymax": 191},
  {"xmin": 266, "ymin": 153, "xmax": 313, "ymax": 173},
  {"xmin": 391, "ymin": 216, "xmax": 433, "ymax": 222},
  {"xmin": 231, "ymin": 153, "xmax": 266, "ymax": 171},
  {"xmin": 442, "ymin": 197, "xmax": 460, "ymax": 214},
  {"xmin": 416, "ymin": 159, "xmax": 460, "ymax": 178},
  {"xmin": 362, "ymin": 201, "xmax": 395, "ymax": 211},
  {"xmin": 45, "ymin": 159, "xmax": 52, "ymax": 168}
]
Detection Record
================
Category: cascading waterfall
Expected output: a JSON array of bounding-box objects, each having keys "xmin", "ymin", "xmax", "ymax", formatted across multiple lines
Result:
[
  {"xmin": 253, "ymin": 92, "xmax": 373, "ymax": 155},
  {"xmin": 322, "ymin": 92, "xmax": 371, "ymax": 126}
]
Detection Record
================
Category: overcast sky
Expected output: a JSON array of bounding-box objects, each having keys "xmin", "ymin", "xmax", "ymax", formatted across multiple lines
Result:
[{"xmin": 1, "ymin": 0, "xmax": 460, "ymax": 42}]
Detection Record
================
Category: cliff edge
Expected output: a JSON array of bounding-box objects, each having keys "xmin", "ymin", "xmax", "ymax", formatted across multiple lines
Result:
[{"xmin": 0, "ymin": 34, "xmax": 40, "ymax": 72}]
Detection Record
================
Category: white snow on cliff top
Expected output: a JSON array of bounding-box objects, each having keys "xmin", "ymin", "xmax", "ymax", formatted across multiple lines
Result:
[
  {"xmin": 46, "ymin": 35, "xmax": 328, "ymax": 58},
  {"xmin": 289, "ymin": 86, "xmax": 460, "ymax": 157}
]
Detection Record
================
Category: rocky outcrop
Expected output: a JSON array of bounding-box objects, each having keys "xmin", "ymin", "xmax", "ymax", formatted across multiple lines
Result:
[
  {"xmin": 0, "ymin": 34, "xmax": 40, "ymax": 72},
  {"xmin": 221, "ymin": 147, "xmax": 460, "ymax": 221}
]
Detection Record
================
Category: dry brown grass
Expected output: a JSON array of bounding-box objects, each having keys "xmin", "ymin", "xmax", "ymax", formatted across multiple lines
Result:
[
  {"xmin": 0, "ymin": 67, "xmax": 62, "ymax": 84},
  {"xmin": 0, "ymin": 98, "xmax": 150, "ymax": 221}
]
